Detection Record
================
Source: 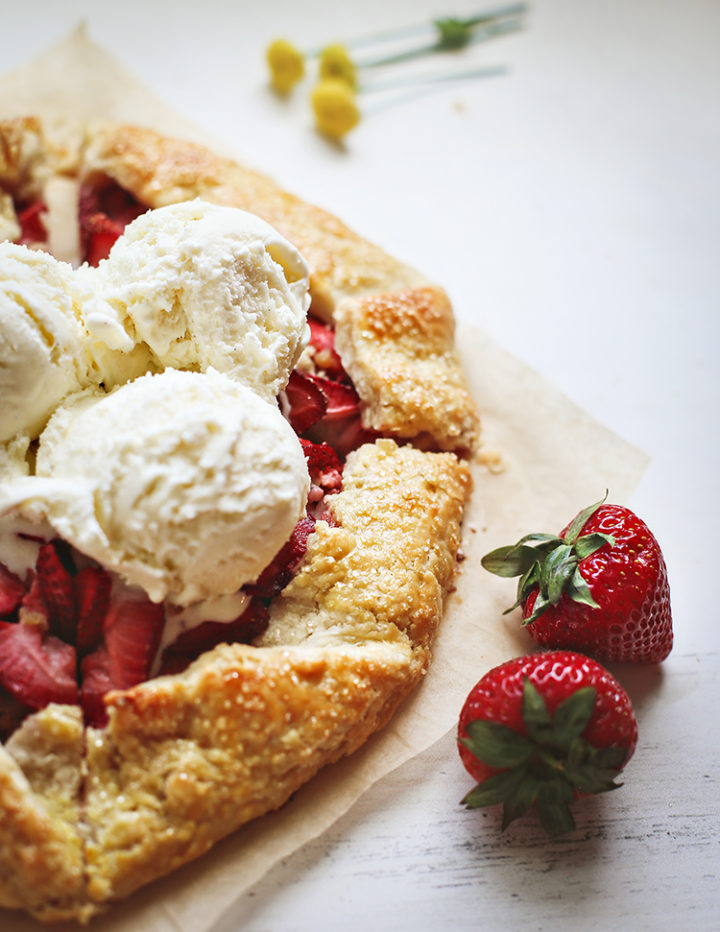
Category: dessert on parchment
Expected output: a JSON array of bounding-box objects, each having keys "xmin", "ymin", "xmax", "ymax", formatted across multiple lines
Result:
[{"xmin": 0, "ymin": 117, "xmax": 478, "ymax": 922}]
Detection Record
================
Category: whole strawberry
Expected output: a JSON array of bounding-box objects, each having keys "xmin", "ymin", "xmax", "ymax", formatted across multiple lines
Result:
[
  {"xmin": 481, "ymin": 498, "xmax": 672, "ymax": 663},
  {"xmin": 458, "ymin": 651, "xmax": 638, "ymax": 835}
]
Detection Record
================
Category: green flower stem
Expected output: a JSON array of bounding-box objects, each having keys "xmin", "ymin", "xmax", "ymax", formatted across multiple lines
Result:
[
  {"xmin": 360, "ymin": 64, "xmax": 508, "ymax": 95},
  {"xmin": 356, "ymin": 15, "xmax": 525, "ymax": 69},
  {"xmin": 308, "ymin": 4, "xmax": 527, "ymax": 58}
]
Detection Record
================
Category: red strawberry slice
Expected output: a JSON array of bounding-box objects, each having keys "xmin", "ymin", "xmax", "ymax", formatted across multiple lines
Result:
[
  {"xmin": 94, "ymin": 182, "xmax": 146, "ymax": 227},
  {"xmin": 16, "ymin": 199, "xmax": 48, "ymax": 245},
  {"xmin": 35, "ymin": 542, "xmax": 76, "ymax": 643},
  {"xmin": 19, "ymin": 571, "xmax": 49, "ymax": 628},
  {"xmin": 78, "ymin": 181, "xmax": 146, "ymax": 265},
  {"xmin": 302, "ymin": 375, "xmax": 378, "ymax": 457},
  {"xmin": 103, "ymin": 594, "xmax": 165, "ymax": 690},
  {"xmin": 0, "ymin": 685, "xmax": 32, "ymax": 741},
  {"xmin": 0, "ymin": 621, "xmax": 79, "ymax": 710},
  {"xmin": 0, "ymin": 562, "xmax": 25, "ymax": 616},
  {"xmin": 308, "ymin": 317, "xmax": 346, "ymax": 378},
  {"xmin": 74, "ymin": 565, "xmax": 112, "ymax": 656},
  {"xmin": 300, "ymin": 439, "xmax": 343, "ymax": 494},
  {"xmin": 82, "ymin": 213, "xmax": 125, "ymax": 266},
  {"xmin": 283, "ymin": 370, "xmax": 328, "ymax": 433},
  {"xmin": 245, "ymin": 516, "xmax": 316, "ymax": 599},
  {"xmin": 323, "ymin": 417, "xmax": 378, "ymax": 459},
  {"xmin": 159, "ymin": 598, "xmax": 269, "ymax": 674},
  {"xmin": 80, "ymin": 648, "xmax": 113, "ymax": 727},
  {"xmin": 79, "ymin": 592, "xmax": 164, "ymax": 726},
  {"xmin": 307, "ymin": 375, "xmax": 361, "ymax": 419}
]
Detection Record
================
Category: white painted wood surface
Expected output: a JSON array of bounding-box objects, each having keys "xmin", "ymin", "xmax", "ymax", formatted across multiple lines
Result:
[{"xmin": 2, "ymin": 0, "xmax": 718, "ymax": 928}]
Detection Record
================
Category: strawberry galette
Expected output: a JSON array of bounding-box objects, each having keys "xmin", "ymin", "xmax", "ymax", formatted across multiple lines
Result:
[{"xmin": 0, "ymin": 117, "xmax": 479, "ymax": 922}]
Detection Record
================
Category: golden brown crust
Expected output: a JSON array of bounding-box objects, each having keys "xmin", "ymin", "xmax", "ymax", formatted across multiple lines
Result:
[
  {"xmin": 80, "ymin": 122, "xmax": 425, "ymax": 319},
  {"xmin": 263, "ymin": 439, "xmax": 471, "ymax": 652},
  {"xmin": 0, "ymin": 705, "xmax": 89, "ymax": 923},
  {"xmin": 0, "ymin": 116, "xmax": 46, "ymax": 200},
  {"xmin": 83, "ymin": 640, "xmax": 417, "ymax": 905},
  {"xmin": 0, "ymin": 116, "xmax": 47, "ymax": 243},
  {"xmin": 334, "ymin": 286, "xmax": 480, "ymax": 453}
]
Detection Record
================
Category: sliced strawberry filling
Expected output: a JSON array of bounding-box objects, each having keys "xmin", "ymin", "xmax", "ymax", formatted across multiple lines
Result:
[
  {"xmin": 283, "ymin": 318, "xmax": 378, "ymax": 458},
  {"xmin": 78, "ymin": 180, "xmax": 146, "ymax": 265},
  {"xmin": 304, "ymin": 376, "xmax": 378, "ymax": 458},
  {"xmin": 0, "ymin": 524, "xmax": 312, "ymax": 729},
  {"xmin": 0, "ymin": 622, "xmax": 79, "ymax": 710},
  {"xmin": 74, "ymin": 565, "xmax": 112, "ymax": 656},
  {"xmin": 284, "ymin": 370, "xmax": 328, "ymax": 433},
  {"xmin": 308, "ymin": 316, "xmax": 346, "ymax": 378},
  {"xmin": 15, "ymin": 199, "xmax": 48, "ymax": 245},
  {"xmin": 81, "ymin": 594, "xmax": 165, "ymax": 727},
  {"xmin": 158, "ymin": 598, "xmax": 269, "ymax": 678},
  {"xmin": 35, "ymin": 541, "xmax": 77, "ymax": 643},
  {"xmin": 0, "ymin": 539, "xmax": 171, "ymax": 727},
  {"xmin": 245, "ymin": 516, "xmax": 317, "ymax": 600},
  {"xmin": 301, "ymin": 438, "xmax": 343, "ymax": 495},
  {"xmin": 0, "ymin": 563, "xmax": 25, "ymax": 616}
]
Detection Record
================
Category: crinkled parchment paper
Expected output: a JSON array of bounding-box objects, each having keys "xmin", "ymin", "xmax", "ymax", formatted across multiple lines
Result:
[{"xmin": 0, "ymin": 26, "xmax": 648, "ymax": 932}]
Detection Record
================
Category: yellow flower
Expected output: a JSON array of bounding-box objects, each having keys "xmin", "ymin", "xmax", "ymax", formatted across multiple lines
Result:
[
  {"xmin": 310, "ymin": 79, "xmax": 361, "ymax": 140},
  {"xmin": 319, "ymin": 44, "xmax": 357, "ymax": 88},
  {"xmin": 266, "ymin": 39, "xmax": 305, "ymax": 93}
]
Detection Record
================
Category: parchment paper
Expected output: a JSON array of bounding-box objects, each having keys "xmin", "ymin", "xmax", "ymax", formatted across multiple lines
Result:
[{"xmin": 0, "ymin": 26, "xmax": 648, "ymax": 932}]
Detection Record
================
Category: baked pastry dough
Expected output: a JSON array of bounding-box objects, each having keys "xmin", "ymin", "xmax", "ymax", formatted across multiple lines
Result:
[
  {"xmin": 0, "ymin": 116, "xmax": 48, "ymax": 243},
  {"xmin": 0, "ymin": 121, "xmax": 478, "ymax": 921}
]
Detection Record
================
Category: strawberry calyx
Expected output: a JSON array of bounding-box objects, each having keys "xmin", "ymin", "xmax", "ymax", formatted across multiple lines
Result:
[
  {"xmin": 481, "ymin": 497, "xmax": 615, "ymax": 624},
  {"xmin": 460, "ymin": 677, "xmax": 628, "ymax": 835}
]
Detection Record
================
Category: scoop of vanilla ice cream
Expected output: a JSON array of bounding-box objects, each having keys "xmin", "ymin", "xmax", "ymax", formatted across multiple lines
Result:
[
  {"xmin": 73, "ymin": 265, "xmax": 159, "ymax": 389},
  {"xmin": 0, "ymin": 243, "xmax": 97, "ymax": 442},
  {"xmin": 30, "ymin": 368, "xmax": 310, "ymax": 605},
  {"xmin": 83, "ymin": 200, "xmax": 310, "ymax": 402}
]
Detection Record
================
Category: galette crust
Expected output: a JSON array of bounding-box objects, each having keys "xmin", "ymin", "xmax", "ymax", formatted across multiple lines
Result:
[
  {"xmin": 0, "ymin": 705, "xmax": 89, "ymax": 923},
  {"xmin": 84, "ymin": 641, "xmax": 418, "ymax": 904},
  {"xmin": 0, "ymin": 119, "xmax": 479, "ymax": 923},
  {"xmin": 0, "ymin": 116, "xmax": 46, "ymax": 201},
  {"xmin": 262, "ymin": 439, "xmax": 471, "ymax": 653},
  {"xmin": 334, "ymin": 285, "xmax": 480, "ymax": 452},
  {"xmin": 0, "ymin": 116, "xmax": 47, "ymax": 242}
]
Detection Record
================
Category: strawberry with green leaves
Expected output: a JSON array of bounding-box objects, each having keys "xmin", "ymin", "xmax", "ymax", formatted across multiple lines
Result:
[
  {"xmin": 458, "ymin": 651, "xmax": 638, "ymax": 835},
  {"xmin": 482, "ymin": 498, "xmax": 672, "ymax": 663}
]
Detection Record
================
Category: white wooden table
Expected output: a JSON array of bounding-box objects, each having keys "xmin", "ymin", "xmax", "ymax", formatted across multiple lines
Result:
[{"xmin": 3, "ymin": 1, "xmax": 719, "ymax": 928}]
